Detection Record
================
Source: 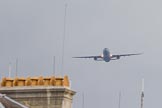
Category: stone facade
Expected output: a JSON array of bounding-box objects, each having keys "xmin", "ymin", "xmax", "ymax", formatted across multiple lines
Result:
[
  {"xmin": 0, "ymin": 76, "xmax": 75, "ymax": 108},
  {"xmin": 0, "ymin": 86, "xmax": 75, "ymax": 108}
]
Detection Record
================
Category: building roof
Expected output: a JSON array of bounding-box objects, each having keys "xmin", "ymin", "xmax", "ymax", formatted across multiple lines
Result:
[{"xmin": 0, "ymin": 94, "xmax": 28, "ymax": 108}]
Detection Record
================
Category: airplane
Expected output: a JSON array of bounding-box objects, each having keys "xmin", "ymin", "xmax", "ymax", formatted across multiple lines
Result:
[{"xmin": 73, "ymin": 48, "xmax": 142, "ymax": 62}]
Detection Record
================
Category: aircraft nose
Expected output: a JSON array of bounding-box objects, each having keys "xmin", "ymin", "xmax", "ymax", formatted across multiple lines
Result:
[{"xmin": 104, "ymin": 48, "xmax": 109, "ymax": 51}]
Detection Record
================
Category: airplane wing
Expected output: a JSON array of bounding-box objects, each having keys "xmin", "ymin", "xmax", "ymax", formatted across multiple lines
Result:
[
  {"xmin": 72, "ymin": 55, "xmax": 102, "ymax": 58},
  {"xmin": 111, "ymin": 53, "xmax": 142, "ymax": 59}
]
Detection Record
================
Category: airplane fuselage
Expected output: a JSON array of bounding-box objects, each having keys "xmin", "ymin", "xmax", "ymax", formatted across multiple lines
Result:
[{"xmin": 103, "ymin": 48, "xmax": 111, "ymax": 62}]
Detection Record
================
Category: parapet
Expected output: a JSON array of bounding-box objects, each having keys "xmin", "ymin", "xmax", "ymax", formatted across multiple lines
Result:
[{"xmin": 1, "ymin": 75, "xmax": 70, "ymax": 87}]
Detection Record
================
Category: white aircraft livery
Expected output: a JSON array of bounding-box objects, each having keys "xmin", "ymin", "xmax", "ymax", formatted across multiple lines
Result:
[{"xmin": 73, "ymin": 48, "xmax": 142, "ymax": 62}]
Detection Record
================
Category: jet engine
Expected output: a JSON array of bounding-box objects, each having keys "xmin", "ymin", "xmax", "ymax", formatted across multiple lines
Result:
[
  {"xmin": 117, "ymin": 56, "xmax": 120, "ymax": 59},
  {"xmin": 94, "ymin": 57, "xmax": 97, "ymax": 60}
]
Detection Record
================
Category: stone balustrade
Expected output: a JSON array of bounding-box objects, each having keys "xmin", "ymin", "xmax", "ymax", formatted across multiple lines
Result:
[{"xmin": 1, "ymin": 75, "xmax": 70, "ymax": 87}]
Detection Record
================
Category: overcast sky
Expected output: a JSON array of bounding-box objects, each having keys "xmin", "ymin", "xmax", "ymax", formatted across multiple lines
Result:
[{"xmin": 0, "ymin": 0, "xmax": 162, "ymax": 108}]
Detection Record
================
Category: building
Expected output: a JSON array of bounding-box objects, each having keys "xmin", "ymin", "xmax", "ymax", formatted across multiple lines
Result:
[{"xmin": 0, "ymin": 76, "xmax": 76, "ymax": 108}]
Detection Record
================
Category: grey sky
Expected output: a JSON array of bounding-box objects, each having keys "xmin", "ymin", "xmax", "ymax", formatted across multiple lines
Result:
[{"xmin": 0, "ymin": 0, "xmax": 162, "ymax": 108}]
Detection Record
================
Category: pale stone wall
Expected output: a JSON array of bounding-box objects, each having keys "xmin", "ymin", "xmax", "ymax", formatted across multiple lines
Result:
[{"xmin": 0, "ymin": 86, "xmax": 75, "ymax": 108}]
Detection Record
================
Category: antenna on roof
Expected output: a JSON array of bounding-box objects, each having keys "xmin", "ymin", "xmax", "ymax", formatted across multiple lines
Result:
[
  {"xmin": 53, "ymin": 56, "xmax": 55, "ymax": 75},
  {"xmin": 141, "ymin": 78, "xmax": 144, "ymax": 108},
  {"xmin": 118, "ymin": 91, "xmax": 121, "ymax": 108},
  {"xmin": 61, "ymin": 2, "xmax": 68, "ymax": 75},
  {"xmin": 16, "ymin": 58, "xmax": 18, "ymax": 77},
  {"xmin": 8, "ymin": 62, "xmax": 11, "ymax": 78},
  {"xmin": 82, "ymin": 92, "xmax": 84, "ymax": 108}
]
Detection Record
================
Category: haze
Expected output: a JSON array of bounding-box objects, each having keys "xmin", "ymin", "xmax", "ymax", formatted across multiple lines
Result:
[{"xmin": 0, "ymin": 0, "xmax": 162, "ymax": 108}]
